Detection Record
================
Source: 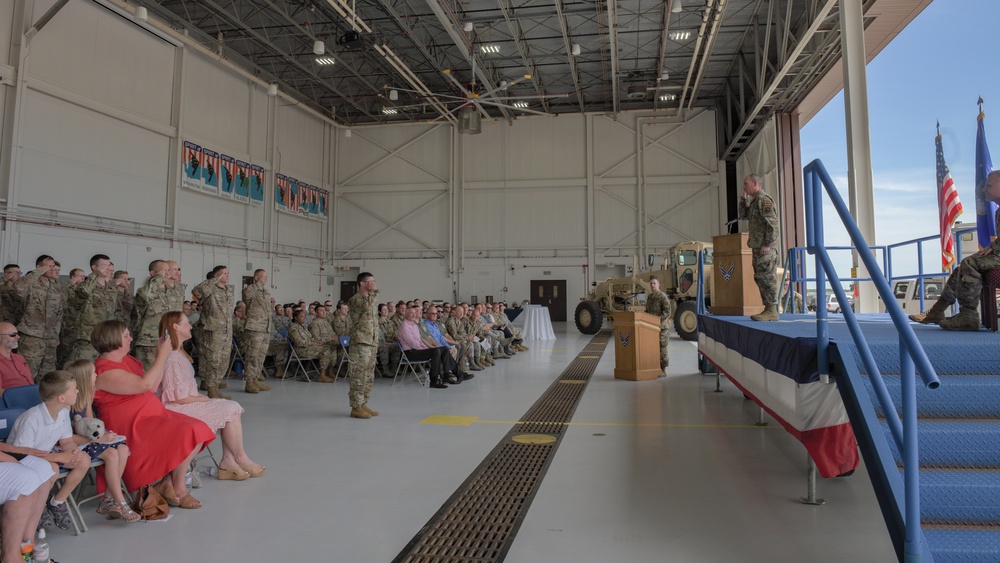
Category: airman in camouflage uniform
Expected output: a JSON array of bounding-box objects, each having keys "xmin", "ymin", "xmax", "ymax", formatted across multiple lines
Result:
[
  {"xmin": 329, "ymin": 302, "xmax": 352, "ymax": 370},
  {"xmin": 0, "ymin": 264, "xmax": 24, "ymax": 326},
  {"xmin": 307, "ymin": 307, "xmax": 339, "ymax": 382},
  {"xmin": 56, "ymin": 268, "xmax": 86, "ymax": 368},
  {"xmin": 133, "ymin": 261, "xmax": 176, "ymax": 370},
  {"xmin": 347, "ymin": 272, "xmax": 380, "ymax": 419},
  {"xmin": 288, "ymin": 309, "xmax": 334, "ymax": 378},
  {"xmin": 445, "ymin": 305, "xmax": 478, "ymax": 371},
  {"xmin": 191, "ymin": 266, "xmax": 234, "ymax": 399},
  {"xmin": 911, "ymin": 170, "xmax": 1000, "ymax": 330},
  {"xmin": 242, "ymin": 269, "xmax": 275, "ymax": 393},
  {"xmin": 738, "ymin": 174, "xmax": 781, "ymax": 321},
  {"xmin": 70, "ymin": 254, "xmax": 118, "ymax": 362},
  {"xmin": 16, "ymin": 257, "xmax": 63, "ymax": 379},
  {"xmin": 644, "ymin": 276, "xmax": 672, "ymax": 373},
  {"xmin": 112, "ymin": 271, "xmax": 134, "ymax": 328}
]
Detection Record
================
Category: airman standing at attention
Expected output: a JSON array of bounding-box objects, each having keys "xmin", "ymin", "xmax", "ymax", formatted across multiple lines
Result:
[
  {"xmin": 242, "ymin": 269, "xmax": 274, "ymax": 393},
  {"xmin": 192, "ymin": 266, "xmax": 234, "ymax": 399},
  {"xmin": 133, "ymin": 260, "xmax": 173, "ymax": 370},
  {"xmin": 644, "ymin": 276, "xmax": 672, "ymax": 374},
  {"xmin": 112, "ymin": 270, "xmax": 134, "ymax": 327},
  {"xmin": 16, "ymin": 255, "xmax": 63, "ymax": 379},
  {"xmin": 70, "ymin": 254, "xmax": 118, "ymax": 361},
  {"xmin": 738, "ymin": 174, "xmax": 781, "ymax": 321},
  {"xmin": 0, "ymin": 264, "xmax": 24, "ymax": 325},
  {"xmin": 56, "ymin": 268, "xmax": 86, "ymax": 368},
  {"xmin": 347, "ymin": 272, "xmax": 380, "ymax": 419}
]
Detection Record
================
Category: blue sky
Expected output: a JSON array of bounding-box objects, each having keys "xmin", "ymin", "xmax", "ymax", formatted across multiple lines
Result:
[{"xmin": 799, "ymin": 0, "xmax": 998, "ymax": 278}]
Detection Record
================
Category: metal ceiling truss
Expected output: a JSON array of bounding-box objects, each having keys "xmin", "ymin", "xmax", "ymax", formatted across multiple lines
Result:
[{"xmin": 145, "ymin": 0, "xmax": 888, "ymax": 162}]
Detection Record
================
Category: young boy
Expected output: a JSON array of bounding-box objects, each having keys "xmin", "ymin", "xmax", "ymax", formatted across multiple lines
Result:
[{"xmin": 9, "ymin": 370, "xmax": 90, "ymax": 530}]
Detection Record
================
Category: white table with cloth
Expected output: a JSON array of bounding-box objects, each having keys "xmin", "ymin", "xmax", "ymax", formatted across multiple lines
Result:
[{"xmin": 513, "ymin": 305, "xmax": 556, "ymax": 340}]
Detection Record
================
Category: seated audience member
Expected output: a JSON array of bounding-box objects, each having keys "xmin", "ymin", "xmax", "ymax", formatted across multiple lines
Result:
[
  {"xmin": 92, "ymin": 320, "xmax": 215, "ymax": 509},
  {"xmin": 159, "ymin": 312, "xmax": 265, "ymax": 480},
  {"xmin": 0, "ymin": 323, "xmax": 33, "ymax": 393},
  {"xmin": 447, "ymin": 305, "xmax": 481, "ymax": 371},
  {"xmin": 0, "ymin": 442, "xmax": 56, "ymax": 561},
  {"xmin": 397, "ymin": 304, "xmax": 451, "ymax": 389},
  {"xmin": 9, "ymin": 371, "xmax": 92, "ymax": 530},
  {"xmin": 65, "ymin": 359, "xmax": 137, "ymax": 523},
  {"xmin": 287, "ymin": 310, "xmax": 335, "ymax": 380},
  {"xmin": 424, "ymin": 306, "xmax": 472, "ymax": 382}
]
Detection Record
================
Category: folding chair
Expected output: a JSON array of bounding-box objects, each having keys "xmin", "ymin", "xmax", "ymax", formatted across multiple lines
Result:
[
  {"xmin": 333, "ymin": 336, "xmax": 351, "ymax": 379},
  {"xmin": 2, "ymin": 384, "xmax": 40, "ymax": 409},
  {"xmin": 0, "ymin": 407, "xmax": 26, "ymax": 442},
  {"xmin": 282, "ymin": 339, "xmax": 321, "ymax": 382},
  {"xmin": 392, "ymin": 341, "xmax": 429, "ymax": 387},
  {"xmin": 226, "ymin": 337, "xmax": 246, "ymax": 381}
]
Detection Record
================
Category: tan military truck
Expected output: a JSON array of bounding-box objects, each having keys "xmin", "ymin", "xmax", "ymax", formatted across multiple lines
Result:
[{"xmin": 574, "ymin": 241, "xmax": 713, "ymax": 341}]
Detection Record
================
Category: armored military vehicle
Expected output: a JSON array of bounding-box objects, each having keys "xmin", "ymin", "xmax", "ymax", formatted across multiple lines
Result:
[{"xmin": 574, "ymin": 241, "xmax": 712, "ymax": 341}]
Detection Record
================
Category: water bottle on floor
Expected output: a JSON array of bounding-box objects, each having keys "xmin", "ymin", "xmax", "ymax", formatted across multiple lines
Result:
[{"xmin": 33, "ymin": 530, "xmax": 48, "ymax": 563}]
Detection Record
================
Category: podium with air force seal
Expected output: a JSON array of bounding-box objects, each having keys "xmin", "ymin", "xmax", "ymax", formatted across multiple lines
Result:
[
  {"xmin": 612, "ymin": 311, "xmax": 662, "ymax": 381},
  {"xmin": 711, "ymin": 232, "xmax": 763, "ymax": 316}
]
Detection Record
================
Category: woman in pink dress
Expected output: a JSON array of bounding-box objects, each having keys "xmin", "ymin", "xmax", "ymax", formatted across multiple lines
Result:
[
  {"xmin": 93, "ymin": 320, "xmax": 215, "ymax": 509},
  {"xmin": 159, "ymin": 311, "xmax": 265, "ymax": 480}
]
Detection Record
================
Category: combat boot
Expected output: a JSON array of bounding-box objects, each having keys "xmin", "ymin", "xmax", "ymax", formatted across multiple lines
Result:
[
  {"xmin": 207, "ymin": 385, "xmax": 232, "ymax": 399},
  {"xmin": 939, "ymin": 307, "xmax": 982, "ymax": 331},
  {"xmin": 243, "ymin": 378, "xmax": 260, "ymax": 394},
  {"xmin": 350, "ymin": 407, "xmax": 372, "ymax": 419},
  {"xmin": 316, "ymin": 368, "xmax": 336, "ymax": 383},
  {"xmin": 909, "ymin": 300, "xmax": 949, "ymax": 324},
  {"xmin": 468, "ymin": 361, "xmax": 484, "ymax": 371},
  {"xmin": 750, "ymin": 304, "xmax": 779, "ymax": 321},
  {"xmin": 255, "ymin": 377, "xmax": 272, "ymax": 392},
  {"xmin": 362, "ymin": 404, "xmax": 379, "ymax": 416},
  {"xmin": 519, "ymin": 343, "xmax": 529, "ymax": 351}
]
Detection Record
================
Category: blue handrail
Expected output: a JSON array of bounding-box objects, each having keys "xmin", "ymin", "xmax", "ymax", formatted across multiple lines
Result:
[{"xmin": 803, "ymin": 159, "xmax": 939, "ymax": 563}]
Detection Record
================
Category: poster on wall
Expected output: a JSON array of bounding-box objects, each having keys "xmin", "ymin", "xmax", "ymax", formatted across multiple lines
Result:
[
  {"xmin": 234, "ymin": 160, "xmax": 251, "ymax": 203},
  {"xmin": 274, "ymin": 173, "xmax": 328, "ymax": 221},
  {"xmin": 181, "ymin": 141, "xmax": 204, "ymax": 192},
  {"xmin": 200, "ymin": 149, "xmax": 220, "ymax": 195},
  {"xmin": 250, "ymin": 164, "xmax": 265, "ymax": 206},
  {"xmin": 220, "ymin": 154, "xmax": 237, "ymax": 199}
]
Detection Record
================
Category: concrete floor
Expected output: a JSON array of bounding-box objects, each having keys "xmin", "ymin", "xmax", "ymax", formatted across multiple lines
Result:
[{"xmin": 46, "ymin": 323, "xmax": 896, "ymax": 562}]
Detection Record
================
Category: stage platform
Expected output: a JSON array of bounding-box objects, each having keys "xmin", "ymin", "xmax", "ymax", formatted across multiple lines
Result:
[{"xmin": 697, "ymin": 312, "xmax": 1000, "ymax": 479}]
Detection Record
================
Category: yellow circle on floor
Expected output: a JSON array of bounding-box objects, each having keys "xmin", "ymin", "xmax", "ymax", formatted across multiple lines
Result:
[{"xmin": 512, "ymin": 434, "xmax": 557, "ymax": 444}]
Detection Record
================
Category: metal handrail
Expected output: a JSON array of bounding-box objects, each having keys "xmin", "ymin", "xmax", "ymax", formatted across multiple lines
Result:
[{"xmin": 803, "ymin": 159, "xmax": 939, "ymax": 563}]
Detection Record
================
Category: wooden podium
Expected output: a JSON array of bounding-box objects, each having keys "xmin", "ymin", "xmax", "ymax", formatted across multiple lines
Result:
[
  {"xmin": 612, "ymin": 311, "xmax": 662, "ymax": 381},
  {"xmin": 711, "ymin": 232, "xmax": 763, "ymax": 316}
]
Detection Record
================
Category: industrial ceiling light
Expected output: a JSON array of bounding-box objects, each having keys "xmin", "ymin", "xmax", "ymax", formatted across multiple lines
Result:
[
  {"xmin": 316, "ymin": 56, "xmax": 336, "ymax": 65},
  {"xmin": 463, "ymin": 22, "xmax": 474, "ymax": 32},
  {"xmin": 313, "ymin": 40, "xmax": 325, "ymax": 55},
  {"xmin": 659, "ymin": 94, "xmax": 677, "ymax": 102},
  {"xmin": 513, "ymin": 101, "xmax": 529, "ymax": 109},
  {"xmin": 134, "ymin": 6, "xmax": 147, "ymax": 23},
  {"xmin": 571, "ymin": 43, "xmax": 581, "ymax": 56},
  {"xmin": 479, "ymin": 44, "xmax": 500, "ymax": 55},
  {"xmin": 671, "ymin": 0, "xmax": 683, "ymax": 13},
  {"xmin": 389, "ymin": 89, "xmax": 399, "ymax": 101},
  {"xmin": 668, "ymin": 30, "xmax": 690, "ymax": 41},
  {"xmin": 267, "ymin": 83, "xmax": 278, "ymax": 96},
  {"xmin": 382, "ymin": 107, "xmax": 398, "ymax": 115}
]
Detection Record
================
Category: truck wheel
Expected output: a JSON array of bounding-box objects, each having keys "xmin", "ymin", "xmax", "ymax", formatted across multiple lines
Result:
[
  {"xmin": 674, "ymin": 301, "xmax": 699, "ymax": 341},
  {"xmin": 575, "ymin": 301, "xmax": 604, "ymax": 334}
]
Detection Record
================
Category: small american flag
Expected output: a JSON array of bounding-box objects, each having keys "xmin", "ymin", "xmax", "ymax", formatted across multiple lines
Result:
[{"xmin": 936, "ymin": 126, "xmax": 963, "ymax": 270}]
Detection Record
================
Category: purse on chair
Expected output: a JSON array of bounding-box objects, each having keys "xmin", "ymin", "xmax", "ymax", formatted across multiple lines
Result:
[{"xmin": 135, "ymin": 484, "xmax": 170, "ymax": 520}]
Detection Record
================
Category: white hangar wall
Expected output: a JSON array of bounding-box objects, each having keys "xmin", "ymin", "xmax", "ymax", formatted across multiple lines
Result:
[{"xmin": 0, "ymin": 0, "xmax": 726, "ymax": 307}]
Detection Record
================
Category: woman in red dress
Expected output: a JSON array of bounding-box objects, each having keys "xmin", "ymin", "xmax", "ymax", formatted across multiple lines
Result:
[{"xmin": 92, "ymin": 320, "xmax": 215, "ymax": 509}]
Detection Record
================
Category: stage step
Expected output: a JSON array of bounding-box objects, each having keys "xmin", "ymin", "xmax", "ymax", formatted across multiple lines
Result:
[
  {"xmin": 922, "ymin": 527, "xmax": 1000, "ymax": 563},
  {"xmin": 908, "ymin": 469, "xmax": 1000, "ymax": 525},
  {"xmin": 880, "ymin": 420, "xmax": 1000, "ymax": 468},
  {"xmin": 863, "ymin": 375, "xmax": 1000, "ymax": 419}
]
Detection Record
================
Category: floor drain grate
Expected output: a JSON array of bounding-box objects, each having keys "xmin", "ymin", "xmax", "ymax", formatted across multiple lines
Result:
[{"xmin": 393, "ymin": 331, "xmax": 611, "ymax": 563}]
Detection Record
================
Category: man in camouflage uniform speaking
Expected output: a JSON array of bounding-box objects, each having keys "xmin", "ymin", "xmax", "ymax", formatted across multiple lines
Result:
[
  {"xmin": 242, "ymin": 269, "xmax": 274, "ymax": 394},
  {"xmin": 911, "ymin": 170, "xmax": 1000, "ymax": 330},
  {"xmin": 738, "ymin": 174, "xmax": 781, "ymax": 321},
  {"xmin": 643, "ymin": 276, "xmax": 671, "ymax": 373},
  {"xmin": 192, "ymin": 266, "xmax": 233, "ymax": 399},
  {"xmin": 347, "ymin": 272, "xmax": 379, "ymax": 419}
]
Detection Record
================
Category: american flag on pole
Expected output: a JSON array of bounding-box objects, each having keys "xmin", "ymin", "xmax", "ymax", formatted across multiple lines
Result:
[{"xmin": 936, "ymin": 124, "xmax": 964, "ymax": 270}]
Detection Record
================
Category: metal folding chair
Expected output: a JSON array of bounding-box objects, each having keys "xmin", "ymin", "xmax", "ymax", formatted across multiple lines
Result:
[
  {"xmin": 334, "ymin": 335, "xmax": 351, "ymax": 379},
  {"xmin": 2, "ymin": 384, "xmax": 40, "ymax": 409},
  {"xmin": 226, "ymin": 337, "xmax": 246, "ymax": 381},
  {"xmin": 282, "ymin": 339, "xmax": 321, "ymax": 382},
  {"xmin": 0, "ymin": 407, "xmax": 26, "ymax": 441},
  {"xmin": 392, "ymin": 341, "xmax": 429, "ymax": 387}
]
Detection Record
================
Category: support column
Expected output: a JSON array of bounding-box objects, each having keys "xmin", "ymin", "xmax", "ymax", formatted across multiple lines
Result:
[
  {"xmin": 0, "ymin": 0, "xmax": 33, "ymax": 263},
  {"xmin": 839, "ymin": 0, "xmax": 877, "ymax": 313},
  {"xmin": 777, "ymin": 112, "xmax": 805, "ymax": 252}
]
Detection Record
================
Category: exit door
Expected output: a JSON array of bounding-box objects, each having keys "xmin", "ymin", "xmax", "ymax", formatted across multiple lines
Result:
[
  {"xmin": 529, "ymin": 280, "xmax": 567, "ymax": 322},
  {"xmin": 340, "ymin": 281, "xmax": 358, "ymax": 303}
]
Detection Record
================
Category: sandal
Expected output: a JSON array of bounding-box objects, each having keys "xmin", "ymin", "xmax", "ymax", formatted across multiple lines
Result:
[
  {"xmin": 96, "ymin": 495, "xmax": 116, "ymax": 516},
  {"xmin": 117, "ymin": 501, "xmax": 141, "ymax": 523},
  {"xmin": 153, "ymin": 480, "xmax": 179, "ymax": 507},
  {"xmin": 238, "ymin": 462, "xmax": 267, "ymax": 478},
  {"xmin": 217, "ymin": 466, "xmax": 250, "ymax": 481},
  {"xmin": 177, "ymin": 493, "xmax": 202, "ymax": 509}
]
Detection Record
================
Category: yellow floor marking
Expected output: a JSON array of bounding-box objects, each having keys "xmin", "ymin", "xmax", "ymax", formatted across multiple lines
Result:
[
  {"xmin": 511, "ymin": 434, "xmax": 557, "ymax": 444},
  {"xmin": 471, "ymin": 419, "xmax": 779, "ymax": 429},
  {"xmin": 559, "ymin": 380, "xmax": 585, "ymax": 384},
  {"xmin": 578, "ymin": 355, "xmax": 599, "ymax": 358},
  {"xmin": 420, "ymin": 415, "xmax": 480, "ymax": 426}
]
